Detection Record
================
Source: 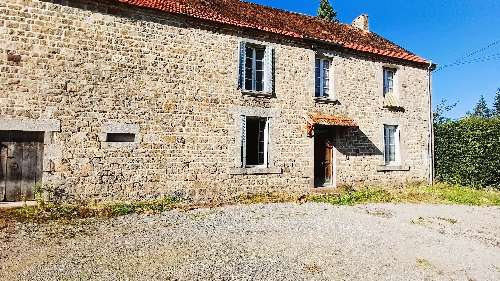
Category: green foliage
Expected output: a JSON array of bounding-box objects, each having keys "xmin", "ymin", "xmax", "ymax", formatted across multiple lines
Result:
[
  {"xmin": 7, "ymin": 196, "xmax": 182, "ymax": 223},
  {"xmin": 433, "ymin": 99, "xmax": 457, "ymax": 124},
  {"xmin": 309, "ymin": 183, "xmax": 500, "ymax": 206},
  {"xmin": 310, "ymin": 188, "xmax": 394, "ymax": 205},
  {"xmin": 317, "ymin": 0, "xmax": 337, "ymax": 22},
  {"xmin": 2, "ymin": 184, "xmax": 499, "ymax": 227},
  {"xmin": 471, "ymin": 95, "xmax": 492, "ymax": 118},
  {"xmin": 424, "ymin": 184, "xmax": 500, "ymax": 206},
  {"xmin": 493, "ymin": 88, "xmax": 500, "ymax": 116},
  {"xmin": 434, "ymin": 117, "xmax": 500, "ymax": 188}
]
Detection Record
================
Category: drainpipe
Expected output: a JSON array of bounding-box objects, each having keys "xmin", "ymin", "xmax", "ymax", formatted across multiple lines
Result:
[{"xmin": 428, "ymin": 61, "xmax": 435, "ymax": 185}]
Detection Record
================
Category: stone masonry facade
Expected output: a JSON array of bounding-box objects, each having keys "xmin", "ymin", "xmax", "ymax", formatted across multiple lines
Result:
[{"xmin": 0, "ymin": 0, "xmax": 432, "ymax": 202}]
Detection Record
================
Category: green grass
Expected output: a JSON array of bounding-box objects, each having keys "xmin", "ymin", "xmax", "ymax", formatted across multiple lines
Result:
[
  {"xmin": 0, "ymin": 196, "xmax": 182, "ymax": 225},
  {"xmin": 309, "ymin": 188, "xmax": 394, "ymax": 205},
  {"xmin": 423, "ymin": 184, "xmax": 500, "ymax": 206},
  {"xmin": 308, "ymin": 182, "xmax": 500, "ymax": 206},
  {"xmin": 1, "ymin": 182, "xmax": 498, "ymax": 227}
]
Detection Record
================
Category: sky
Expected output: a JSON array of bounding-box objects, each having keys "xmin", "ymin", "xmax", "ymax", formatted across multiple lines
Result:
[{"xmin": 249, "ymin": 0, "xmax": 500, "ymax": 118}]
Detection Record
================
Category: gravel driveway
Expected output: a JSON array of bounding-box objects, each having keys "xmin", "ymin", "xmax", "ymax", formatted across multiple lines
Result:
[{"xmin": 1, "ymin": 203, "xmax": 499, "ymax": 281}]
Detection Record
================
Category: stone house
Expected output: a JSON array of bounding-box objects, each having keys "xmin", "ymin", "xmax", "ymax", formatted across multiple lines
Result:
[{"xmin": 0, "ymin": 0, "xmax": 435, "ymax": 202}]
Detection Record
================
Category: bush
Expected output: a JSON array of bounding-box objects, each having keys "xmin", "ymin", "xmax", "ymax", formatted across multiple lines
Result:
[{"xmin": 434, "ymin": 117, "xmax": 500, "ymax": 188}]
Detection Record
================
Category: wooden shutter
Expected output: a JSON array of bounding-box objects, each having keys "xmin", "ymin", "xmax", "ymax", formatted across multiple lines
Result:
[
  {"xmin": 0, "ymin": 144, "xmax": 6, "ymax": 200},
  {"xmin": 238, "ymin": 41, "xmax": 246, "ymax": 89},
  {"xmin": 240, "ymin": 115, "xmax": 246, "ymax": 167},
  {"xmin": 264, "ymin": 46, "xmax": 275, "ymax": 94},
  {"xmin": 265, "ymin": 118, "xmax": 270, "ymax": 167}
]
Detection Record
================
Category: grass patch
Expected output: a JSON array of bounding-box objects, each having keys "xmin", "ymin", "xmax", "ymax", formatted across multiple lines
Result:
[
  {"xmin": 436, "ymin": 217, "xmax": 458, "ymax": 224},
  {"xmin": 0, "ymin": 182, "xmax": 498, "ymax": 226},
  {"xmin": 0, "ymin": 196, "xmax": 182, "ymax": 226},
  {"xmin": 423, "ymin": 184, "xmax": 500, "ymax": 206},
  {"xmin": 416, "ymin": 258, "xmax": 433, "ymax": 268},
  {"xmin": 237, "ymin": 192, "xmax": 305, "ymax": 204},
  {"xmin": 308, "ymin": 183, "xmax": 500, "ymax": 207}
]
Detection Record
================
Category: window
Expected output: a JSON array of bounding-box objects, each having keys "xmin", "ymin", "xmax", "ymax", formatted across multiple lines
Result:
[
  {"xmin": 315, "ymin": 58, "xmax": 331, "ymax": 97},
  {"xmin": 384, "ymin": 125, "xmax": 400, "ymax": 165},
  {"xmin": 242, "ymin": 117, "xmax": 269, "ymax": 167},
  {"xmin": 245, "ymin": 45, "xmax": 265, "ymax": 92},
  {"xmin": 106, "ymin": 133, "xmax": 135, "ymax": 143},
  {"xmin": 239, "ymin": 42, "xmax": 274, "ymax": 94},
  {"xmin": 383, "ymin": 68, "xmax": 396, "ymax": 96}
]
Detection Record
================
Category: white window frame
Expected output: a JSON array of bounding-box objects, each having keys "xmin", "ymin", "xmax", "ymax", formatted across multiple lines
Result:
[
  {"xmin": 241, "ymin": 116, "xmax": 269, "ymax": 168},
  {"xmin": 383, "ymin": 124, "xmax": 401, "ymax": 166},
  {"xmin": 239, "ymin": 41, "xmax": 274, "ymax": 94},
  {"xmin": 315, "ymin": 57, "xmax": 332, "ymax": 98},
  {"xmin": 246, "ymin": 45, "xmax": 265, "ymax": 92},
  {"xmin": 383, "ymin": 67, "xmax": 397, "ymax": 97}
]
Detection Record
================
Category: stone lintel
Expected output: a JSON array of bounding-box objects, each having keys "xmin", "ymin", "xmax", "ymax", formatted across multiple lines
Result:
[
  {"xmin": 102, "ymin": 122, "xmax": 140, "ymax": 134},
  {"xmin": 229, "ymin": 167, "xmax": 283, "ymax": 175},
  {"xmin": 0, "ymin": 118, "xmax": 60, "ymax": 132}
]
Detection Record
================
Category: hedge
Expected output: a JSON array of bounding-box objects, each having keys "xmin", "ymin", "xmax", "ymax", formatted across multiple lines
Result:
[{"xmin": 434, "ymin": 117, "xmax": 500, "ymax": 188}]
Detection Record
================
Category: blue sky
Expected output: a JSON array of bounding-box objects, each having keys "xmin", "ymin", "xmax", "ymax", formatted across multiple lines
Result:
[{"xmin": 250, "ymin": 0, "xmax": 500, "ymax": 118}]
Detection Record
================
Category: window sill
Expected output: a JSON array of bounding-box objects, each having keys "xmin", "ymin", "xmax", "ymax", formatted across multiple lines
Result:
[
  {"xmin": 229, "ymin": 167, "xmax": 282, "ymax": 175},
  {"xmin": 377, "ymin": 165, "xmax": 410, "ymax": 172},
  {"xmin": 241, "ymin": 90, "xmax": 273, "ymax": 98},
  {"xmin": 101, "ymin": 142, "xmax": 138, "ymax": 150},
  {"xmin": 314, "ymin": 97, "xmax": 339, "ymax": 104}
]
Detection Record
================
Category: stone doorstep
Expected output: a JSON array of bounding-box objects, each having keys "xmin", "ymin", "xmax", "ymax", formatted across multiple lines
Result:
[{"xmin": 0, "ymin": 201, "xmax": 37, "ymax": 209}]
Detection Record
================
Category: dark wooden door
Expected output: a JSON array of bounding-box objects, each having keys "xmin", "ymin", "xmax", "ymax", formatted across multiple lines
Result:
[
  {"xmin": 0, "ymin": 144, "xmax": 6, "ymax": 201},
  {"xmin": 0, "ymin": 132, "xmax": 43, "ymax": 202},
  {"xmin": 314, "ymin": 130, "xmax": 335, "ymax": 187}
]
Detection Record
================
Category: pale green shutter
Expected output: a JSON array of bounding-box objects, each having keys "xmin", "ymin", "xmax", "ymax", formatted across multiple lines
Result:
[
  {"xmin": 238, "ymin": 42, "xmax": 246, "ymax": 89},
  {"xmin": 264, "ymin": 46, "xmax": 274, "ymax": 94}
]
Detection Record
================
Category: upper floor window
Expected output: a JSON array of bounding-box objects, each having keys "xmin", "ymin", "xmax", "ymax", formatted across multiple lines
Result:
[
  {"xmin": 239, "ymin": 42, "xmax": 274, "ymax": 94},
  {"xmin": 383, "ymin": 68, "xmax": 396, "ymax": 96},
  {"xmin": 315, "ymin": 57, "xmax": 331, "ymax": 98},
  {"xmin": 245, "ymin": 45, "xmax": 265, "ymax": 92},
  {"xmin": 384, "ymin": 125, "xmax": 400, "ymax": 166}
]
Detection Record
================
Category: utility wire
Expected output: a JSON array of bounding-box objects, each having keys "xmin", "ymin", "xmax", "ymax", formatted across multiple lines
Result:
[
  {"xmin": 451, "ymin": 39, "xmax": 500, "ymax": 64},
  {"xmin": 438, "ymin": 53, "xmax": 500, "ymax": 70},
  {"xmin": 435, "ymin": 55, "xmax": 500, "ymax": 72},
  {"xmin": 435, "ymin": 39, "xmax": 500, "ymax": 72}
]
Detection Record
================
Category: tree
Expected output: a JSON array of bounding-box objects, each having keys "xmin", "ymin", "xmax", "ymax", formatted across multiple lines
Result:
[
  {"xmin": 493, "ymin": 88, "xmax": 500, "ymax": 116},
  {"xmin": 472, "ymin": 95, "xmax": 492, "ymax": 118},
  {"xmin": 434, "ymin": 99, "xmax": 457, "ymax": 124},
  {"xmin": 317, "ymin": 0, "xmax": 337, "ymax": 22}
]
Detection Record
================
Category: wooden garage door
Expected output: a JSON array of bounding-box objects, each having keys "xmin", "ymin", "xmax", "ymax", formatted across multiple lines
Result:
[{"xmin": 0, "ymin": 131, "xmax": 44, "ymax": 202}]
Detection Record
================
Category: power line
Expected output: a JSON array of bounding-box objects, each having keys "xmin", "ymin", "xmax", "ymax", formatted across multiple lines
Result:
[
  {"xmin": 451, "ymin": 39, "xmax": 500, "ymax": 64},
  {"xmin": 436, "ymin": 57, "xmax": 500, "ymax": 72},
  {"xmin": 435, "ymin": 39, "xmax": 500, "ymax": 72},
  {"xmin": 436, "ymin": 54, "xmax": 500, "ymax": 72},
  {"xmin": 437, "ymin": 53, "xmax": 500, "ymax": 70}
]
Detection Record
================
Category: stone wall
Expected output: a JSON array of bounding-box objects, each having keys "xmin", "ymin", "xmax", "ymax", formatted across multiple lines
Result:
[{"xmin": 0, "ymin": 0, "xmax": 432, "ymax": 202}]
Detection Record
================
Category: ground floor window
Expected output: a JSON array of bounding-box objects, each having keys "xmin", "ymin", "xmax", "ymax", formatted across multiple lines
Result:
[
  {"xmin": 242, "ymin": 117, "xmax": 269, "ymax": 167},
  {"xmin": 384, "ymin": 125, "xmax": 400, "ymax": 165}
]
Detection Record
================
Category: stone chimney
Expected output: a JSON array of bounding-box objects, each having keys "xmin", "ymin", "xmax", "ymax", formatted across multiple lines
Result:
[{"xmin": 352, "ymin": 14, "xmax": 369, "ymax": 32}]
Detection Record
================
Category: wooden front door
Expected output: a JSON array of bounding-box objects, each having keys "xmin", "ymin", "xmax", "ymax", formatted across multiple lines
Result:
[
  {"xmin": 0, "ymin": 132, "xmax": 44, "ymax": 202},
  {"xmin": 314, "ymin": 129, "xmax": 335, "ymax": 187}
]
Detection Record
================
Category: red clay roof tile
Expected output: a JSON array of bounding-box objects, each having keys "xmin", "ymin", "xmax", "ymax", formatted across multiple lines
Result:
[
  {"xmin": 113, "ymin": 0, "xmax": 429, "ymax": 65},
  {"xmin": 306, "ymin": 113, "xmax": 357, "ymax": 136}
]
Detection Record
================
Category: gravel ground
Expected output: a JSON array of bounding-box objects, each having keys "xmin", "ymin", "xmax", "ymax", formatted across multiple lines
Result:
[{"xmin": 0, "ymin": 203, "xmax": 499, "ymax": 281}]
